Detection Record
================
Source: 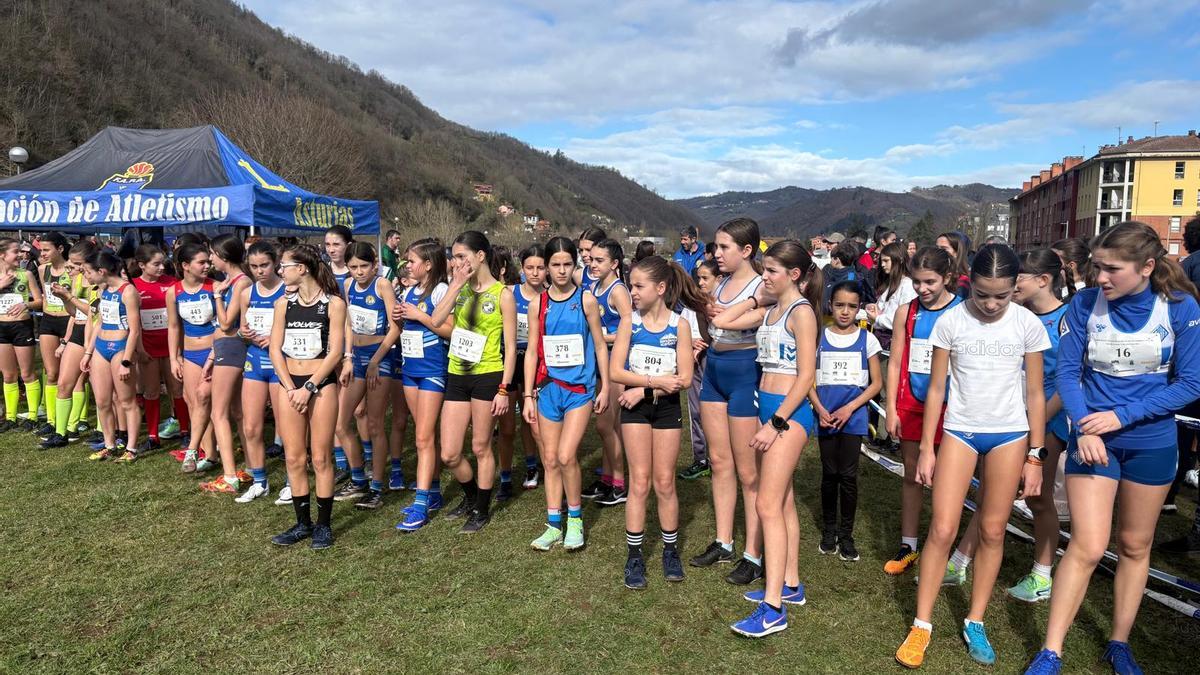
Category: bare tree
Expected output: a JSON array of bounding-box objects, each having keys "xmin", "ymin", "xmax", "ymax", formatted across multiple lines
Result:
[{"xmin": 390, "ymin": 198, "xmax": 464, "ymax": 246}]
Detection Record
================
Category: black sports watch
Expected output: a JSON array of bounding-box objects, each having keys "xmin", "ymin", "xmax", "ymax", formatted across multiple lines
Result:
[
  {"xmin": 120, "ymin": 359, "xmax": 133, "ymax": 368},
  {"xmin": 770, "ymin": 414, "xmax": 789, "ymax": 432},
  {"xmin": 1027, "ymin": 446, "xmax": 1047, "ymax": 461},
  {"xmin": 303, "ymin": 380, "xmax": 319, "ymax": 394}
]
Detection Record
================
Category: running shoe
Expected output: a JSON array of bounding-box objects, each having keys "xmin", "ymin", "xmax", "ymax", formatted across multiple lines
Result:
[
  {"xmin": 725, "ymin": 558, "xmax": 763, "ymax": 585},
  {"xmin": 1007, "ymin": 572, "xmax": 1052, "ymax": 602},
  {"xmin": 194, "ymin": 457, "xmax": 216, "ymax": 473},
  {"xmin": 86, "ymin": 430, "xmax": 104, "ymax": 445},
  {"xmin": 235, "ymin": 482, "xmax": 270, "ymax": 503},
  {"xmin": 743, "ymin": 584, "xmax": 807, "ymax": 605},
  {"xmin": 40, "ymin": 433, "xmax": 68, "ymax": 449},
  {"xmin": 36, "ymin": 422, "xmax": 54, "ymax": 437},
  {"xmin": 838, "ymin": 536, "xmax": 860, "ymax": 562},
  {"xmin": 265, "ymin": 442, "xmax": 285, "ymax": 459},
  {"xmin": 144, "ymin": 438, "xmax": 161, "ymax": 453},
  {"xmin": 443, "ymin": 495, "xmax": 472, "ymax": 520},
  {"xmin": 88, "ymin": 436, "xmax": 108, "ymax": 451},
  {"xmin": 530, "ymin": 525, "xmax": 564, "ymax": 550},
  {"xmin": 1156, "ymin": 531, "xmax": 1200, "ymax": 555},
  {"xmin": 427, "ymin": 492, "xmax": 444, "ymax": 513},
  {"xmin": 236, "ymin": 469, "xmax": 252, "ymax": 484},
  {"xmin": 895, "ymin": 625, "xmax": 931, "ymax": 669},
  {"xmin": 88, "ymin": 447, "xmax": 114, "ymax": 461},
  {"xmin": 396, "ymin": 505, "xmax": 428, "ymax": 533},
  {"xmin": 689, "ymin": 541, "xmax": 735, "ymax": 567},
  {"xmin": 274, "ymin": 485, "xmax": 293, "ymax": 505},
  {"xmin": 75, "ymin": 421, "xmax": 92, "ymax": 436},
  {"xmin": 177, "ymin": 434, "xmax": 190, "ymax": 450},
  {"xmin": 180, "ymin": 450, "xmax": 197, "ymax": 473},
  {"xmin": 916, "ymin": 561, "xmax": 967, "ymax": 587},
  {"xmin": 662, "ymin": 547, "xmax": 685, "ymax": 582},
  {"xmin": 388, "ymin": 468, "xmax": 406, "ymax": 491},
  {"xmin": 596, "ymin": 486, "xmax": 627, "ymax": 507},
  {"xmin": 1161, "ymin": 503, "xmax": 1178, "ymax": 514},
  {"xmin": 460, "ymin": 508, "xmax": 490, "ymax": 534},
  {"xmin": 18, "ymin": 417, "xmax": 37, "ymax": 432},
  {"xmin": 1023, "ymin": 649, "xmax": 1062, "ymax": 675},
  {"xmin": 271, "ymin": 523, "xmax": 312, "ymax": 546},
  {"xmin": 564, "ymin": 517, "xmax": 585, "ymax": 550},
  {"xmin": 494, "ymin": 481, "xmax": 514, "ymax": 503},
  {"xmin": 730, "ymin": 601, "xmax": 787, "ymax": 638},
  {"xmin": 355, "ymin": 489, "xmax": 384, "ymax": 510},
  {"xmin": 522, "ymin": 465, "xmax": 542, "ymax": 489},
  {"xmin": 1185, "ymin": 468, "xmax": 1199, "ymax": 488},
  {"xmin": 332, "ymin": 481, "xmax": 368, "ymax": 502},
  {"xmin": 818, "ymin": 530, "xmax": 838, "ymax": 555},
  {"xmin": 113, "ymin": 449, "xmax": 138, "ymax": 464},
  {"xmin": 677, "ymin": 460, "xmax": 711, "ymax": 480},
  {"xmin": 201, "ymin": 476, "xmax": 239, "ymax": 494},
  {"xmin": 170, "ymin": 448, "xmax": 188, "ymax": 462},
  {"xmin": 333, "ymin": 468, "xmax": 351, "ymax": 485},
  {"xmin": 1102, "ymin": 640, "xmax": 1143, "ymax": 675},
  {"xmin": 309, "ymin": 524, "xmax": 334, "ymax": 550},
  {"xmin": 581, "ymin": 479, "xmax": 606, "ymax": 500},
  {"xmin": 65, "ymin": 428, "xmax": 80, "ymax": 442},
  {"xmin": 0, "ymin": 419, "xmax": 15, "ymax": 433},
  {"xmin": 624, "ymin": 554, "xmax": 647, "ymax": 590},
  {"xmin": 884, "ymin": 544, "xmax": 920, "ymax": 575},
  {"xmin": 962, "ymin": 620, "xmax": 996, "ymax": 665},
  {"xmin": 158, "ymin": 417, "xmax": 181, "ymax": 440}
]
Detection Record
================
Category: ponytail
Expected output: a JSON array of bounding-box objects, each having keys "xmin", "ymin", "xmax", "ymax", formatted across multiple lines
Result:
[
  {"xmin": 282, "ymin": 244, "xmax": 341, "ymax": 297},
  {"xmin": 764, "ymin": 239, "xmax": 824, "ymax": 333}
]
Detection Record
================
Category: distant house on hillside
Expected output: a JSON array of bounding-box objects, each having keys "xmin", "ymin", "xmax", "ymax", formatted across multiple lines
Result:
[
  {"xmin": 497, "ymin": 204, "xmax": 515, "ymax": 216},
  {"xmin": 523, "ymin": 213, "xmax": 539, "ymax": 227},
  {"xmin": 473, "ymin": 183, "xmax": 494, "ymax": 201},
  {"xmin": 536, "ymin": 219, "xmax": 551, "ymax": 231}
]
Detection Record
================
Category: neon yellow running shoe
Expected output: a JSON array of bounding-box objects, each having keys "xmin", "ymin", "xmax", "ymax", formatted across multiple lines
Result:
[
  {"xmin": 564, "ymin": 517, "xmax": 585, "ymax": 551},
  {"xmin": 530, "ymin": 525, "xmax": 564, "ymax": 551}
]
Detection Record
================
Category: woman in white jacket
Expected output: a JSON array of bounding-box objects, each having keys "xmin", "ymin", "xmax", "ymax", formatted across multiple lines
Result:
[{"xmin": 867, "ymin": 242, "xmax": 917, "ymax": 349}]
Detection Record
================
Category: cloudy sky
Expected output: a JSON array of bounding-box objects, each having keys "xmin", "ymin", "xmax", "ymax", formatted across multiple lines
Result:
[{"xmin": 242, "ymin": 0, "xmax": 1200, "ymax": 198}]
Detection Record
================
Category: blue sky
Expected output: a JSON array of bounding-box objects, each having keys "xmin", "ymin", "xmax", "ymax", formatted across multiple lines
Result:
[{"xmin": 242, "ymin": 0, "xmax": 1200, "ymax": 198}]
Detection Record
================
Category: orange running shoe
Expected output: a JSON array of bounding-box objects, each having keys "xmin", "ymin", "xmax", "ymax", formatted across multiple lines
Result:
[
  {"xmin": 236, "ymin": 469, "xmax": 253, "ymax": 484},
  {"xmin": 884, "ymin": 544, "xmax": 920, "ymax": 575},
  {"xmin": 170, "ymin": 449, "xmax": 187, "ymax": 462},
  {"xmin": 200, "ymin": 476, "xmax": 238, "ymax": 494},
  {"xmin": 896, "ymin": 625, "xmax": 931, "ymax": 669}
]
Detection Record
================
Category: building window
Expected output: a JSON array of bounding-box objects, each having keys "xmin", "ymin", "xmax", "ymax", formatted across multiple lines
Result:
[
  {"xmin": 1176, "ymin": 161, "xmax": 1186, "ymax": 179},
  {"xmin": 1174, "ymin": 189, "xmax": 1184, "ymax": 206},
  {"xmin": 1170, "ymin": 242, "xmax": 1180, "ymax": 255},
  {"xmin": 1196, "ymin": 189, "xmax": 1200, "ymax": 207},
  {"xmin": 1171, "ymin": 216, "xmax": 1182, "ymax": 232}
]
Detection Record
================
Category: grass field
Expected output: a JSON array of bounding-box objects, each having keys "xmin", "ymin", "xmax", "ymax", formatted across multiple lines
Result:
[{"xmin": 1, "ymin": 415, "xmax": 1198, "ymax": 674}]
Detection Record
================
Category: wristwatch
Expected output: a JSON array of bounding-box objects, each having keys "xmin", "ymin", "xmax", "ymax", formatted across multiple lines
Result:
[
  {"xmin": 303, "ymin": 380, "xmax": 319, "ymax": 394},
  {"xmin": 120, "ymin": 359, "xmax": 133, "ymax": 368},
  {"xmin": 770, "ymin": 414, "xmax": 789, "ymax": 432},
  {"xmin": 1027, "ymin": 446, "xmax": 1047, "ymax": 461}
]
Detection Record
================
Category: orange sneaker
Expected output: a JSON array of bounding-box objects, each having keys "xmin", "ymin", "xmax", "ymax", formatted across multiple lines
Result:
[
  {"xmin": 896, "ymin": 625, "xmax": 931, "ymax": 669},
  {"xmin": 236, "ymin": 469, "xmax": 253, "ymax": 484},
  {"xmin": 200, "ymin": 476, "xmax": 239, "ymax": 494},
  {"xmin": 884, "ymin": 544, "xmax": 920, "ymax": 575}
]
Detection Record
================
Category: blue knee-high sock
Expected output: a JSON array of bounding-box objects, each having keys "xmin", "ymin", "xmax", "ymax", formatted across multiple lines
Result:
[
  {"xmin": 363, "ymin": 440, "xmax": 373, "ymax": 464},
  {"xmin": 350, "ymin": 466, "xmax": 367, "ymax": 486},
  {"xmin": 525, "ymin": 455, "xmax": 538, "ymax": 470},
  {"xmin": 414, "ymin": 489, "xmax": 429, "ymax": 515},
  {"xmin": 250, "ymin": 467, "xmax": 268, "ymax": 489},
  {"xmin": 333, "ymin": 446, "xmax": 348, "ymax": 470}
]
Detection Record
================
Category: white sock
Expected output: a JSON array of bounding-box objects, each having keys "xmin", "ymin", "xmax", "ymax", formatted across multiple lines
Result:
[
  {"xmin": 950, "ymin": 550, "xmax": 972, "ymax": 570},
  {"xmin": 1031, "ymin": 562, "xmax": 1053, "ymax": 580},
  {"xmin": 913, "ymin": 618, "xmax": 932, "ymax": 631},
  {"xmin": 901, "ymin": 536, "xmax": 918, "ymax": 550},
  {"xmin": 717, "ymin": 539, "xmax": 733, "ymax": 552}
]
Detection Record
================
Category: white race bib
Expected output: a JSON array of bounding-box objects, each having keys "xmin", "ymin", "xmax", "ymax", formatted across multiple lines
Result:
[
  {"xmin": 629, "ymin": 344, "xmax": 676, "ymax": 377},
  {"xmin": 449, "ymin": 327, "xmax": 486, "ymax": 363},
  {"xmin": 75, "ymin": 304, "xmax": 89, "ymax": 322},
  {"xmin": 400, "ymin": 330, "xmax": 425, "ymax": 359},
  {"xmin": 0, "ymin": 293, "xmax": 21, "ymax": 314},
  {"xmin": 1088, "ymin": 333, "xmax": 1162, "ymax": 376},
  {"xmin": 756, "ymin": 325, "xmax": 776, "ymax": 363},
  {"xmin": 907, "ymin": 338, "xmax": 933, "ymax": 375},
  {"xmin": 99, "ymin": 298, "xmax": 121, "ymax": 326},
  {"xmin": 140, "ymin": 307, "xmax": 167, "ymax": 331},
  {"xmin": 282, "ymin": 327, "xmax": 322, "ymax": 360},
  {"xmin": 348, "ymin": 305, "xmax": 380, "ymax": 335},
  {"xmin": 45, "ymin": 292, "xmax": 64, "ymax": 312},
  {"xmin": 178, "ymin": 298, "xmax": 214, "ymax": 326},
  {"xmin": 542, "ymin": 334, "xmax": 585, "ymax": 367},
  {"xmin": 246, "ymin": 308, "xmax": 273, "ymax": 333},
  {"xmin": 516, "ymin": 313, "xmax": 529, "ymax": 344},
  {"xmin": 819, "ymin": 352, "xmax": 863, "ymax": 386}
]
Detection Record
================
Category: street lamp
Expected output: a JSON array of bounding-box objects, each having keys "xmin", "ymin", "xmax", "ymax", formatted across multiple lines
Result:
[{"xmin": 8, "ymin": 146, "xmax": 28, "ymax": 174}]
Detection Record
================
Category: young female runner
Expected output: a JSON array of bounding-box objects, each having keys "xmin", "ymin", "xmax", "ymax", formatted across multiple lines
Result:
[
  {"xmin": 524, "ymin": 236, "xmax": 609, "ymax": 551},
  {"xmin": 203, "ymin": 234, "xmax": 253, "ymax": 494},
  {"xmin": 81, "ymin": 251, "xmax": 144, "ymax": 462},
  {"xmin": 41, "ymin": 240, "xmax": 98, "ymax": 448},
  {"xmin": 574, "ymin": 226, "xmax": 607, "ymax": 292},
  {"xmin": 498, "ymin": 244, "xmax": 546, "ymax": 496},
  {"xmin": 337, "ymin": 242, "xmax": 402, "ymax": 511},
  {"xmin": 1050, "ymin": 237, "xmax": 1091, "ymax": 296},
  {"xmin": 609, "ymin": 256, "xmax": 696, "ymax": 587},
  {"xmin": 0, "ymin": 237, "xmax": 44, "ymax": 431},
  {"xmin": 1024, "ymin": 222, "xmax": 1200, "ymax": 675},
  {"xmin": 719, "ymin": 240, "xmax": 821, "ymax": 637},
  {"xmin": 130, "ymin": 244, "xmax": 180, "ymax": 453},
  {"xmin": 429, "ymin": 231, "xmax": 517, "ymax": 534},
  {"xmin": 35, "ymin": 233, "xmax": 72, "ymax": 438},
  {"xmin": 867, "ymin": 242, "xmax": 917, "ymax": 351},
  {"xmin": 394, "ymin": 238, "xmax": 452, "ymax": 533},
  {"xmin": 585, "ymin": 239, "xmax": 631, "ymax": 507},
  {"xmin": 812, "ymin": 281, "xmax": 883, "ymax": 561},
  {"xmin": 324, "ymin": 224, "xmax": 354, "ymax": 477},
  {"xmin": 883, "ymin": 247, "xmax": 961, "ymax": 576},
  {"xmin": 269, "ymin": 244, "xmax": 346, "ymax": 550},
  {"xmin": 936, "ymin": 232, "xmax": 971, "ymax": 298},
  {"xmin": 692, "ymin": 218, "xmax": 767, "ymax": 586},
  {"xmin": 678, "ymin": 258, "xmax": 720, "ymax": 481},
  {"xmin": 895, "ymin": 244, "xmax": 1048, "ymax": 669},
  {"xmin": 167, "ymin": 243, "xmax": 218, "ymax": 474},
  {"xmin": 234, "ymin": 241, "xmax": 286, "ymax": 503}
]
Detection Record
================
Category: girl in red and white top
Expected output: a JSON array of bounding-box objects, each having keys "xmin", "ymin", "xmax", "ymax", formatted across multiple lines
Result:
[{"xmin": 131, "ymin": 244, "xmax": 179, "ymax": 451}]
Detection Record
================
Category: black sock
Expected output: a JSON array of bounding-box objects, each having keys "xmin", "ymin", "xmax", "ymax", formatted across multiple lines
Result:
[
  {"xmin": 292, "ymin": 494, "xmax": 312, "ymax": 527},
  {"xmin": 661, "ymin": 527, "xmax": 678, "ymax": 551},
  {"xmin": 459, "ymin": 479, "xmax": 478, "ymax": 503},
  {"xmin": 768, "ymin": 602, "xmax": 782, "ymax": 613},
  {"xmin": 626, "ymin": 530, "xmax": 644, "ymax": 556},
  {"xmin": 316, "ymin": 496, "xmax": 334, "ymax": 527},
  {"xmin": 475, "ymin": 487, "xmax": 492, "ymax": 515}
]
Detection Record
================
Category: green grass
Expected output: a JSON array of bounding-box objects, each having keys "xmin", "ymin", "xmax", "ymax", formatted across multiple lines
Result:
[{"xmin": 1, "ymin": 418, "xmax": 1197, "ymax": 674}]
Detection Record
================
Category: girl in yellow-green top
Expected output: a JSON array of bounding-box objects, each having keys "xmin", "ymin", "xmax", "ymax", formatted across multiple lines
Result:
[
  {"xmin": 35, "ymin": 233, "xmax": 73, "ymax": 438},
  {"xmin": 0, "ymin": 238, "xmax": 44, "ymax": 431},
  {"xmin": 41, "ymin": 240, "xmax": 100, "ymax": 448},
  {"xmin": 428, "ymin": 230, "xmax": 517, "ymax": 535}
]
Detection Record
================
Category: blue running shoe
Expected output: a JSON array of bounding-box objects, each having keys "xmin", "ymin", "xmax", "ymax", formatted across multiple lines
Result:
[
  {"xmin": 624, "ymin": 554, "xmax": 647, "ymax": 590},
  {"xmin": 88, "ymin": 437, "xmax": 107, "ymax": 451},
  {"xmin": 1103, "ymin": 641, "xmax": 1142, "ymax": 675},
  {"xmin": 1024, "ymin": 649, "xmax": 1062, "ymax": 674},
  {"xmin": 730, "ymin": 601, "xmax": 787, "ymax": 638},
  {"xmin": 389, "ymin": 469, "xmax": 406, "ymax": 492},
  {"xmin": 743, "ymin": 584, "xmax": 807, "ymax": 605},
  {"xmin": 395, "ymin": 505, "xmax": 428, "ymax": 533},
  {"xmin": 962, "ymin": 620, "xmax": 996, "ymax": 665},
  {"xmin": 427, "ymin": 493, "xmax": 444, "ymax": 513}
]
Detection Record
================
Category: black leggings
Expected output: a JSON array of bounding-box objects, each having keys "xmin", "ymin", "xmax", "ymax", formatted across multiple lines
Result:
[{"xmin": 818, "ymin": 433, "xmax": 862, "ymax": 537}]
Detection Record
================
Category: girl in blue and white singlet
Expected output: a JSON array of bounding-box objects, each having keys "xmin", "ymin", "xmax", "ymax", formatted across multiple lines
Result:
[
  {"xmin": 495, "ymin": 245, "xmax": 544, "ymax": 499},
  {"xmin": 586, "ymin": 239, "xmax": 631, "ymax": 506},
  {"xmin": 1027, "ymin": 222, "xmax": 1200, "ymax": 675},
  {"xmin": 575, "ymin": 226, "xmax": 607, "ymax": 293},
  {"xmin": 608, "ymin": 256, "xmax": 698, "ymax": 589},
  {"xmin": 236, "ymin": 241, "xmax": 287, "ymax": 503},
  {"xmin": 394, "ymin": 238, "xmax": 453, "ymax": 532},
  {"xmin": 167, "ymin": 243, "xmax": 218, "ymax": 474},
  {"xmin": 83, "ymin": 251, "xmax": 142, "ymax": 461}
]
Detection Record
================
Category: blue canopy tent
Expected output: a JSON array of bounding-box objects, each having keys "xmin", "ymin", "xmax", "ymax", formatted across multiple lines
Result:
[{"xmin": 0, "ymin": 126, "xmax": 379, "ymax": 236}]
